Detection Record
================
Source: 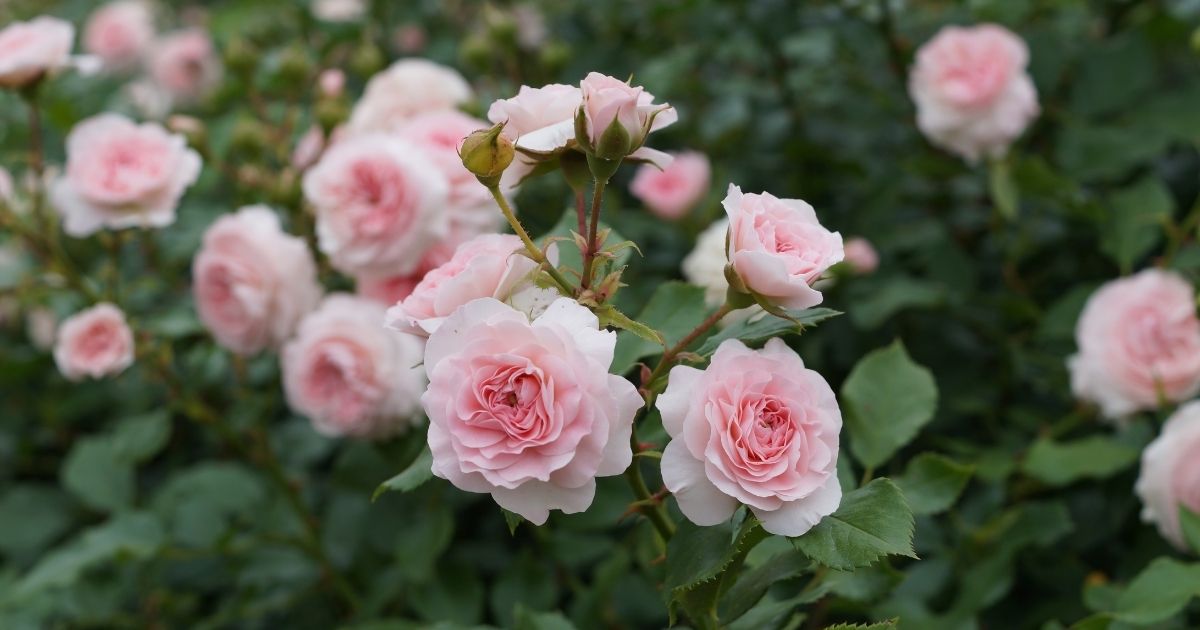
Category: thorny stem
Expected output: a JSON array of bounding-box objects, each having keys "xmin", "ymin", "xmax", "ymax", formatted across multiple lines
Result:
[
  {"xmin": 644, "ymin": 303, "xmax": 735, "ymax": 392},
  {"xmin": 487, "ymin": 185, "xmax": 575, "ymax": 295},
  {"xmin": 581, "ymin": 178, "xmax": 606, "ymax": 290},
  {"xmin": 575, "ymin": 189, "xmax": 587, "ymax": 239}
]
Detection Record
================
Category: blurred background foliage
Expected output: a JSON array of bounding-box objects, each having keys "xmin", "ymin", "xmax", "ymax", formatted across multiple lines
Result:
[{"xmin": 2, "ymin": 0, "xmax": 1200, "ymax": 628}]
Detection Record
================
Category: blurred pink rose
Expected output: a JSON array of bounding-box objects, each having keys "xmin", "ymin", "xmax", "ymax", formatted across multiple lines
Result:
[
  {"xmin": 842, "ymin": 237, "xmax": 879, "ymax": 275},
  {"xmin": 629, "ymin": 151, "xmax": 710, "ymax": 220},
  {"xmin": 26, "ymin": 307, "xmax": 58, "ymax": 351},
  {"xmin": 355, "ymin": 241, "xmax": 455, "ymax": 306},
  {"xmin": 283, "ymin": 294, "xmax": 425, "ymax": 439},
  {"xmin": 393, "ymin": 23, "xmax": 427, "ymax": 54},
  {"xmin": 0, "ymin": 166, "xmax": 13, "ymax": 202},
  {"xmin": 318, "ymin": 68, "xmax": 345, "ymax": 97},
  {"xmin": 312, "ymin": 0, "xmax": 365, "ymax": 22},
  {"xmin": 385, "ymin": 233, "xmax": 543, "ymax": 337},
  {"xmin": 291, "ymin": 125, "xmax": 326, "ymax": 170},
  {"xmin": 83, "ymin": 1, "xmax": 155, "ymax": 71},
  {"xmin": 909, "ymin": 24, "xmax": 1039, "ymax": 163},
  {"xmin": 658, "ymin": 338, "xmax": 842, "ymax": 536},
  {"xmin": 724, "ymin": 184, "xmax": 843, "ymax": 310},
  {"xmin": 579, "ymin": 72, "xmax": 676, "ymax": 159},
  {"xmin": 396, "ymin": 110, "xmax": 491, "ymax": 209},
  {"xmin": 1069, "ymin": 269, "xmax": 1200, "ymax": 420},
  {"xmin": 421, "ymin": 297, "xmax": 642, "ymax": 524},
  {"xmin": 347, "ymin": 59, "xmax": 471, "ymax": 134},
  {"xmin": 302, "ymin": 135, "xmax": 449, "ymax": 277},
  {"xmin": 53, "ymin": 303, "xmax": 134, "ymax": 381},
  {"xmin": 52, "ymin": 113, "xmax": 202, "ymax": 236},
  {"xmin": 487, "ymin": 83, "xmax": 581, "ymax": 182},
  {"xmin": 1136, "ymin": 400, "xmax": 1200, "ymax": 550},
  {"xmin": 192, "ymin": 205, "xmax": 321, "ymax": 356},
  {"xmin": 0, "ymin": 16, "xmax": 75, "ymax": 88},
  {"xmin": 148, "ymin": 29, "xmax": 222, "ymax": 104}
]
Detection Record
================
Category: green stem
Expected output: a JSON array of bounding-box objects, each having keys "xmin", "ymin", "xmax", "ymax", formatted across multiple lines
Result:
[
  {"xmin": 644, "ymin": 302, "xmax": 734, "ymax": 392},
  {"xmin": 487, "ymin": 185, "xmax": 575, "ymax": 295},
  {"xmin": 623, "ymin": 431, "xmax": 676, "ymax": 542},
  {"xmin": 581, "ymin": 178, "xmax": 606, "ymax": 290}
]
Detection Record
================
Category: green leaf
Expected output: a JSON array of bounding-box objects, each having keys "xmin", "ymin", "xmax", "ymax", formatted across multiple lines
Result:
[
  {"xmin": 152, "ymin": 463, "xmax": 266, "ymax": 548},
  {"xmin": 61, "ymin": 437, "xmax": 134, "ymax": 513},
  {"xmin": 718, "ymin": 549, "xmax": 810, "ymax": 624},
  {"xmin": 1068, "ymin": 614, "xmax": 1114, "ymax": 630},
  {"xmin": 610, "ymin": 281, "xmax": 708, "ymax": 374},
  {"xmin": 394, "ymin": 502, "xmax": 454, "ymax": 582},
  {"xmin": 666, "ymin": 517, "xmax": 770, "ymax": 628},
  {"xmin": 0, "ymin": 485, "xmax": 73, "ymax": 559},
  {"xmin": 373, "ymin": 447, "xmax": 434, "ymax": 501},
  {"xmin": 514, "ymin": 606, "xmax": 577, "ymax": 630},
  {"xmin": 595, "ymin": 304, "xmax": 664, "ymax": 345},
  {"xmin": 792, "ymin": 478, "xmax": 916, "ymax": 570},
  {"xmin": 491, "ymin": 554, "xmax": 559, "ymax": 627},
  {"xmin": 1113, "ymin": 557, "xmax": 1200, "ymax": 625},
  {"xmin": 841, "ymin": 341, "xmax": 938, "ymax": 468},
  {"xmin": 111, "ymin": 411, "xmax": 172, "ymax": 463},
  {"xmin": 847, "ymin": 276, "xmax": 944, "ymax": 330},
  {"xmin": 503, "ymin": 509, "xmax": 525, "ymax": 535},
  {"xmin": 694, "ymin": 308, "xmax": 840, "ymax": 357},
  {"xmin": 894, "ymin": 453, "xmax": 973, "ymax": 516},
  {"xmin": 9, "ymin": 512, "xmax": 164, "ymax": 599},
  {"xmin": 988, "ymin": 157, "xmax": 1019, "ymax": 220},
  {"xmin": 1020, "ymin": 436, "xmax": 1140, "ymax": 487},
  {"xmin": 1099, "ymin": 176, "xmax": 1173, "ymax": 274},
  {"xmin": 1182, "ymin": 506, "xmax": 1200, "ymax": 556},
  {"xmin": 825, "ymin": 621, "xmax": 899, "ymax": 630}
]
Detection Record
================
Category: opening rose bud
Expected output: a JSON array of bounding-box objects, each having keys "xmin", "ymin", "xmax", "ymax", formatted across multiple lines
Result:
[{"xmin": 459, "ymin": 122, "xmax": 515, "ymax": 188}]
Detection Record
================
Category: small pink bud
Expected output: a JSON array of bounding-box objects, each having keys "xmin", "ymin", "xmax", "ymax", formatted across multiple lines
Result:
[{"xmin": 318, "ymin": 69, "xmax": 345, "ymax": 97}]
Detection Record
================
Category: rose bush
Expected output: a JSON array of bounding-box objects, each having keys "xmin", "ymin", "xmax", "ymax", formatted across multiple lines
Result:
[{"xmin": 3, "ymin": 1, "xmax": 1200, "ymax": 629}]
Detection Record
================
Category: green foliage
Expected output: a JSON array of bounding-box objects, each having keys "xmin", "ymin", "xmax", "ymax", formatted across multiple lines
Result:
[
  {"xmin": 841, "ymin": 341, "xmax": 938, "ymax": 469},
  {"xmin": 1020, "ymin": 435, "xmax": 1141, "ymax": 487},
  {"xmin": 792, "ymin": 479, "xmax": 916, "ymax": 571},
  {"xmin": 894, "ymin": 453, "xmax": 974, "ymax": 516}
]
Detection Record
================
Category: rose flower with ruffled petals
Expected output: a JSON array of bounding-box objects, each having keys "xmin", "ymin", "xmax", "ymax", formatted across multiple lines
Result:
[
  {"xmin": 192, "ymin": 205, "xmax": 321, "ymax": 355},
  {"xmin": 630, "ymin": 150, "xmax": 711, "ymax": 220},
  {"xmin": 83, "ymin": 1, "xmax": 155, "ymax": 71},
  {"xmin": 1069, "ymin": 269, "xmax": 1200, "ymax": 421},
  {"xmin": 657, "ymin": 338, "xmax": 842, "ymax": 536},
  {"xmin": 347, "ymin": 59, "xmax": 472, "ymax": 134},
  {"xmin": 0, "ymin": 16, "xmax": 76, "ymax": 88},
  {"xmin": 283, "ymin": 294, "xmax": 425, "ymax": 439},
  {"xmin": 302, "ymin": 135, "xmax": 450, "ymax": 277},
  {"xmin": 1136, "ymin": 401, "xmax": 1200, "ymax": 550},
  {"xmin": 724, "ymin": 184, "xmax": 843, "ymax": 311},
  {"xmin": 54, "ymin": 303, "xmax": 135, "ymax": 381},
  {"xmin": 52, "ymin": 113, "xmax": 202, "ymax": 237},
  {"xmin": 421, "ymin": 297, "xmax": 643, "ymax": 524}
]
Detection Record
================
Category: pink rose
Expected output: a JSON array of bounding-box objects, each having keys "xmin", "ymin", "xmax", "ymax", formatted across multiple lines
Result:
[
  {"xmin": 1069, "ymin": 269, "xmax": 1200, "ymax": 420},
  {"xmin": 283, "ymin": 294, "xmax": 425, "ymax": 439},
  {"xmin": 347, "ymin": 59, "xmax": 472, "ymax": 134},
  {"xmin": 52, "ymin": 113, "xmax": 202, "ymax": 237},
  {"xmin": 724, "ymin": 184, "xmax": 843, "ymax": 310},
  {"xmin": 148, "ymin": 29, "xmax": 222, "ymax": 104},
  {"xmin": 302, "ymin": 135, "xmax": 450, "ymax": 277},
  {"xmin": 385, "ymin": 233, "xmax": 543, "ymax": 336},
  {"xmin": 0, "ymin": 166, "xmax": 13, "ymax": 202},
  {"xmin": 421, "ymin": 297, "xmax": 643, "ymax": 524},
  {"xmin": 318, "ymin": 68, "xmax": 345, "ymax": 97},
  {"xmin": 312, "ymin": 0, "xmax": 365, "ymax": 22},
  {"xmin": 192, "ymin": 205, "xmax": 321, "ymax": 356},
  {"xmin": 658, "ymin": 338, "xmax": 842, "ymax": 536},
  {"xmin": 842, "ymin": 237, "xmax": 879, "ymax": 275},
  {"xmin": 1136, "ymin": 400, "xmax": 1200, "ymax": 550},
  {"xmin": 355, "ymin": 241, "xmax": 455, "ymax": 306},
  {"xmin": 909, "ymin": 24, "xmax": 1039, "ymax": 163},
  {"xmin": 629, "ymin": 151, "xmax": 711, "ymax": 220},
  {"xmin": 579, "ymin": 72, "xmax": 676, "ymax": 160},
  {"xmin": 54, "ymin": 303, "xmax": 135, "ymax": 381},
  {"xmin": 0, "ymin": 16, "xmax": 76, "ymax": 88},
  {"xmin": 83, "ymin": 1, "xmax": 155, "ymax": 71}
]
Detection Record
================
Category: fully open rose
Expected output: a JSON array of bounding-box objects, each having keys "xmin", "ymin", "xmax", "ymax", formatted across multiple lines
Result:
[
  {"xmin": 83, "ymin": 1, "xmax": 155, "ymax": 71},
  {"xmin": 347, "ymin": 58, "xmax": 472, "ymax": 133},
  {"xmin": 1069, "ymin": 269, "xmax": 1200, "ymax": 420},
  {"xmin": 54, "ymin": 303, "xmax": 135, "ymax": 381},
  {"xmin": 629, "ymin": 150, "xmax": 710, "ymax": 220},
  {"xmin": 421, "ymin": 297, "xmax": 643, "ymax": 524},
  {"xmin": 1136, "ymin": 400, "xmax": 1200, "ymax": 550},
  {"xmin": 657, "ymin": 338, "xmax": 842, "ymax": 536},
  {"xmin": 52, "ymin": 113, "xmax": 202, "ymax": 236},
  {"xmin": 192, "ymin": 205, "xmax": 321, "ymax": 355},
  {"xmin": 0, "ymin": 16, "xmax": 76, "ymax": 88},
  {"xmin": 283, "ymin": 295, "xmax": 426, "ymax": 439}
]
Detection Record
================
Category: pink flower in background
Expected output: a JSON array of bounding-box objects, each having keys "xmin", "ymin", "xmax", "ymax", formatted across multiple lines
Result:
[
  {"xmin": 347, "ymin": 59, "xmax": 472, "ymax": 134},
  {"xmin": 487, "ymin": 83, "xmax": 581, "ymax": 182},
  {"xmin": 192, "ymin": 205, "xmax": 321, "ymax": 356},
  {"xmin": 318, "ymin": 68, "xmax": 345, "ymax": 97},
  {"xmin": 0, "ymin": 166, "xmax": 13, "ymax": 202},
  {"xmin": 84, "ymin": 1, "xmax": 155, "ymax": 71},
  {"xmin": 312, "ymin": 0, "xmax": 366, "ymax": 22},
  {"xmin": 842, "ymin": 237, "xmax": 879, "ymax": 275},
  {"xmin": 421, "ymin": 297, "xmax": 642, "ymax": 524},
  {"xmin": 393, "ymin": 24, "xmax": 428, "ymax": 54},
  {"xmin": 149, "ymin": 29, "xmax": 222, "ymax": 103},
  {"xmin": 1136, "ymin": 400, "xmax": 1200, "ymax": 550},
  {"xmin": 26, "ymin": 307, "xmax": 58, "ymax": 351},
  {"xmin": 724, "ymin": 184, "xmax": 843, "ymax": 310},
  {"xmin": 0, "ymin": 17, "xmax": 76, "ymax": 88},
  {"xmin": 1069, "ymin": 269, "xmax": 1200, "ymax": 420},
  {"xmin": 909, "ymin": 24, "xmax": 1039, "ymax": 162},
  {"xmin": 52, "ymin": 113, "xmax": 202, "ymax": 236},
  {"xmin": 658, "ymin": 338, "xmax": 842, "ymax": 536},
  {"xmin": 53, "ymin": 303, "xmax": 134, "ymax": 381},
  {"xmin": 302, "ymin": 135, "xmax": 449, "ymax": 277},
  {"xmin": 385, "ymin": 233, "xmax": 545, "ymax": 336},
  {"xmin": 396, "ymin": 110, "xmax": 491, "ymax": 209},
  {"xmin": 291, "ymin": 126, "xmax": 326, "ymax": 171},
  {"xmin": 283, "ymin": 294, "xmax": 425, "ymax": 439},
  {"xmin": 629, "ymin": 151, "xmax": 710, "ymax": 220},
  {"xmin": 355, "ymin": 241, "xmax": 455, "ymax": 306}
]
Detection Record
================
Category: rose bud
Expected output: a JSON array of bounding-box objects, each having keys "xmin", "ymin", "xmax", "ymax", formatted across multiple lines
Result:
[
  {"xmin": 575, "ymin": 72, "xmax": 675, "ymax": 163},
  {"xmin": 458, "ymin": 122, "xmax": 516, "ymax": 188}
]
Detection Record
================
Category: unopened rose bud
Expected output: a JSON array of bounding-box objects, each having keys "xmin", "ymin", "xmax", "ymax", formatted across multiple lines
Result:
[
  {"xmin": 230, "ymin": 117, "xmax": 270, "ymax": 159},
  {"xmin": 315, "ymin": 98, "xmax": 349, "ymax": 134},
  {"xmin": 349, "ymin": 40, "xmax": 384, "ymax": 77},
  {"xmin": 277, "ymin": 44, "xmax": 313, "ymax": 85},
  {"xmin": 318, "ymin": 69, "xmax": 345, "ymax": 98},
  {"xmin": 224, "ymin": 37, "xmax": 258, "ymax": 76},
  {"xmin": 576, "ymin": 72, "xmax": 674, "ymax": 164},
  {"xmin": 459, "ymin": 122, "xmax": 514, "ymax": 188}
]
